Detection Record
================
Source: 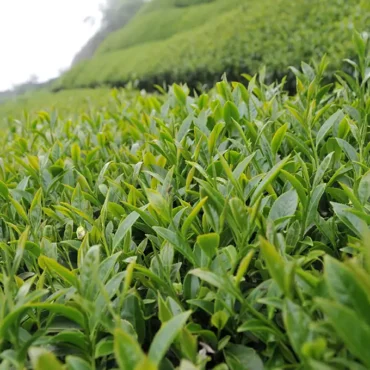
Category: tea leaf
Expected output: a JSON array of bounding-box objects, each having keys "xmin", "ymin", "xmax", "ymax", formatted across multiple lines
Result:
[
  {"xmin": 148, "ymin": 311, "xmax": 192, "ymax": 366},
  {"xmin": 114, "ymin": 328, "xmax": 145, "ymax": 369}
]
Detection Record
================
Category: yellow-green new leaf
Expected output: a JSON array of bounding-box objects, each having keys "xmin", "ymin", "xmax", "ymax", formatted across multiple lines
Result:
[
  {"xmin": 38, "ymin": 255, "xmax": 78, "ymax": 287},
  {"xmin": 259, "ymin": 237, "xmax": 285, "ymax": 293},
  {"xmin": 271, "ymin": 123, "xmax": 288, "ymax": 156}
]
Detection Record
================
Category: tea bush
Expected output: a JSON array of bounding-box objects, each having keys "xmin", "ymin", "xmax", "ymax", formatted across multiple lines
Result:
[{"xmin": 1, "ymin": 33, "xmax": 370, "ymax": 369}]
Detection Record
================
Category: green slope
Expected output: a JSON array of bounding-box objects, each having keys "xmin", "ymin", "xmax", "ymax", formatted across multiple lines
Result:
[
  {"xmin": 95, "ymin": 0, "xmax": 239, "ymax": 55},
  {"xmin": 56, "ymin": 0, "xmax": 369, "ymax": 91},
  {"xmin": 57, "ymin": 0, "xmax": 370, "ymax": 88}
]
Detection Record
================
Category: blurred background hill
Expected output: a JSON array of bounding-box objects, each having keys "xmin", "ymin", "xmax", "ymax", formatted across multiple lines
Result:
[
  {"xmin": 58, "ymin": 0, "xmax": 370, "ymax": 90},
  {"xmin": 71, "ymin": 0, "xmax": 146, "ymax": 66}
]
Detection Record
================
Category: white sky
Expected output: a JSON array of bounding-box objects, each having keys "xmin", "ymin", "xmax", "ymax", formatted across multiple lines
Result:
[{"xmin": 0, "ymin": 0, "xmax": 105, "ymax": 91}]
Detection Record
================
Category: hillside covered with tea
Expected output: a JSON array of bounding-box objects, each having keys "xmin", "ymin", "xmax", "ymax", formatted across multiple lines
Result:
[{"xmin": 56, "ymin": 0, "xmax": 370, "ymax": 90}]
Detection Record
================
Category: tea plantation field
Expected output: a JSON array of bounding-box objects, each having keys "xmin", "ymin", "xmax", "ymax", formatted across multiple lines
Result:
[{"xmin": 0, "ymin": 34, "xmax": 370, "ymax": 369}]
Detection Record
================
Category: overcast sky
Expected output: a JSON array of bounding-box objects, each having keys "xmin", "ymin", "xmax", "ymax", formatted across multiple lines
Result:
[{"xmin": 0, "ymin": 0, "xmax": 105, "ymax": 91}]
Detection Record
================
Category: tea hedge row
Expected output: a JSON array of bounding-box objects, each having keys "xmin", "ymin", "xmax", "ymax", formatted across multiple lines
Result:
[
  {"xmin": 94, "ymin": 0, "xmax": 238, "ymax": 55},
  {"xmin": 56, "ymin": 0, "xmax": 370, "ymax": 91}
]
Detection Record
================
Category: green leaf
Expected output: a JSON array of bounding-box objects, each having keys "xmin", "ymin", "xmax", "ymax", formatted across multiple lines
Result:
[
  {"xmin": 38, "ymin": 255, "xmax": 78, "ymax": 287},
  {"xmin": 216, "ymin": 80, "xmax": 231, "ymax": 101},
  {"xmin": 148, "ymin": 311, "xmax": 192, "ymax": 366},
  {"xmin": 49, "ymin": 331, "xmax": 87, "ymax": 351},
  {"xmin": 208, "ymin": 122, "xmax": 225, "ymax": 155},
  {"xmin": 324, "ymin": 256, "xmax": 370, "ymax": 326},
  {"xmin": 223, "ymin": 101, "xmax": 240, "ymax": 126},
  {"xmin": 251, "ymin": 156, "xmax": 290, "ymax": 203},
  {"xmin": 178, "ymin": 328, "xmax": 197, "ymax": 363},
  {"xmin": 183, "ymin": 274, "xmax": 200, "ymax": 300},
  {"xmin": 181, "ymin": 197, "xmax": 208, "ymax": 235},
  {"xmin": 113, "ymin": 211, "xmax": 140, "ymax": 251},
  {"xmin": 173, "ymin": 84, "xmax": 187, "ymax": 106},
  {"xmin": 336, "ymin": 138, "xmax": 359, "ymax": 173},
  {"xmin": 353, "ymin": 30, "xmax": 366, "ymax": 60},
  {"xmin": 233, "ymin": 155, "xmax": 255, "ymax": 182},
  {"xmin": 66, "ymin": 356, "xmax": 92, "ymax": 370},
  {"xmin": 283, "ymin": 299, "xmax": 313, "ymax": 359},
  {"xmin": 237, "ymin": 319, "xmax": 279, "ymax": 336},
  {"xmin": 235, "ymin": 250, "xmax": 254, "ymax": 286},
  {"xmin": 259, "ymin": 237, "xmax": 285, "ymax": 293},
  {"xmin": 158, "ymin": 294, "xmax": 173, "ymax": 323},
  {"xmin": 224, "ymin": 344, "xmax": 264, "ymax": 370},
  {"xmin": 190, "ymin": 268, "xmax": 242, "ymax": 301},
  {"xmin": 121, "ymin": 293, "xmax": 146, "ymax": 344},
  {"xmin": 280, "ymin": 169, "xmax": 307, "ymax": 207},
  {"xmin": 71, "ymin": 143, "xmax": 81, "ymax": 164},
  {"xmin": 316, "ymin": 110, "xmax": 344, "ymax": 147},
  {"xmin": 80, "ymin": 245, "xmax": 100, "ymax": 299},
  {"xmin": 271, "ymin": 123, "xmax": 288, "ymax": 156},
  {"xmin": 313, "ymin": 152, "xmax": 333, "ymax": 188},
  {"xmin": 0, "ymin": 303, "xmax": 85, "ymax": 339},
  {"xmin": 154, "ymin": 226, "xmax": 195, "ymax": 264},
  {"xmin": 114, "ymin": 328, "xmax": 145, "ymax": 370},
  {"xmin": 316, "ymin": 298, "xmax": 370, "ymax": 368},
  {"xmin": 146, "ymin": 188, "xmax": 171, "ymax": 223},
  {"xmin": 331, "ymin": 202, "xmax": 367, "ymax": 238},
  {"xmin": 196, "ymin": 233, "xmax": 220, "ymax": 259},
  {"xmin": 12, "ymin": 226, "xmax": 29, "ymax": 275},
  {"xmin": 10, "ymin": 197, "xmax": 29, "ymax": 223},
  {"xmin": 229, "ymin": 197, "xmax": 248, "ymax": 231},
  {"xmin": 31, "ymin": 303, "xmax": 86, "ymax": 327},
  {"xmin": 29, "ymin": 188, "xmax": 42, "ymax": 229},
  {"xmin": 339, "ymin": 182, "xmax": 363, "ymax": 210},
  {"xmin": 98, "ymin": 252, "xmax": 121, "ymax": 283},
  {"xmin": 95, "ymin": 339, "xmax": 114, "ymax": 358},
  {"xmin": 0, "ymin": 180, "xmax": 9, "ymax": 200},
  {"xmin": 269, "ymin": 189, "xmax": 298, "ymax": 227},
  {"xmin": 358, "ymin": 170, "xmax": 370, "ymax": 204},
  {"xmin": 305, "ymin": 184, "xmax": 326, "ymax": 231},
  {"xmin": 177, "ymin": 114, "xmax": 193, "ymax": 142},
  {"xmin": 211, "ymin": 311, "xmax": 229, "ymax": 330}
]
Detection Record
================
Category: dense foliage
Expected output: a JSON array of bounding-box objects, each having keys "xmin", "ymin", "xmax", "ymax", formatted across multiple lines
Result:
[
  {"xmin": 0, "ymin": 88, "xmax": 114, "ymax": 127},
  {"xmin": 93, "ymin": 0, "xmax": 237, "ymax": 55},
  {"xmin": 1, "ymin": 34, "xmax": 370, "ymax": 369},
  {"xmin": 56, "ymin": 0, "xmax": 370, "ymax": 91}
]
